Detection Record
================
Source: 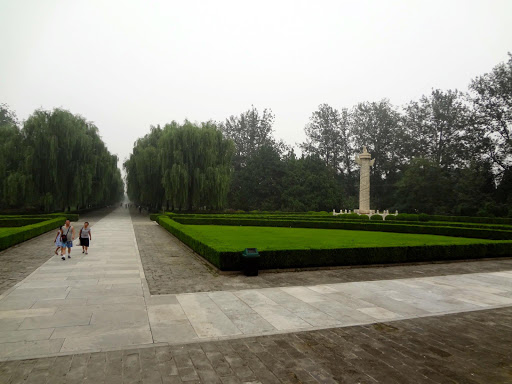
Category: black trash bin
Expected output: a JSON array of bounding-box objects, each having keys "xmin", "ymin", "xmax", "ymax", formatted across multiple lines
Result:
[{"xmin": 241, "ymin": 248, "xmax": 260, "ymax": 276}]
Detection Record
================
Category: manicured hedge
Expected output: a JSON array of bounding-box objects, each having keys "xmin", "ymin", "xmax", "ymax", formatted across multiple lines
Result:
[
  {"xmin": 157, "ymin": 217, "xmax": 512, "ymax": 271},
  {"xmin": 47, "ymin": 213, "xmax": 79, "ymax": 222},
  {"xmin": 168, "ymin": 213, "xmax": 512, "ymax": 231},
  {"xmin": 0, "ymin": 218, "xmax": 48, "ymax": 227},
  {"xmin": 170, "ymin": 213, "xmax": 372, "ymax": 222},
  {"xmin": 171, "ymin": 217, "xmax": 512, "ymax": 240},
  {"xmin": 428, "ymin": 215, "xmax": 512, "ymax": 225},
  {"xmin": 0, "ymin": 213, "xmax": 79, "ymax": 222},
  {"xmin": 396, "ymin": 214, "xmax": 419, "ymax": 221},
  {"xmin": 166, "ymin": 211, "xmax": 512, "ymax": 225},
  {"xmin": 149, "ymin": 213, "xmax": 160, "ymax": 221},
  {"xmin": 0, "ymin": 217, "xmax": 65, "ymax": 251},
  {"xmin": 234, "ymin": 242, "xmax": 512, "ymax": 271}
]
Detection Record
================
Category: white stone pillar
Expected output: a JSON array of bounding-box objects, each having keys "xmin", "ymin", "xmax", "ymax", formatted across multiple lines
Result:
[{"xmin": 355, "ymin": 146, "xmax": 375, "ymax": 215}]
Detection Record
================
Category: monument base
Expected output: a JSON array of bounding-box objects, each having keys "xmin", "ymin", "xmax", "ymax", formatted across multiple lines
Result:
[{"xmin": 333, "ymin": 209, "xmax": 398, "ymax": 220}]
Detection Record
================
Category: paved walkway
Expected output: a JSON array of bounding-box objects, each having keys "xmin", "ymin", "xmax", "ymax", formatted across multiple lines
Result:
[
  {"xmin": 1, "ymin": 208, "xmax": 512, "ymax": 362},
  {"xmin": 1, "ymin": 307, "xmax": 511, "ymax": 383},
  {"xmin": 0, "ymin": 208, "xmax": 112, "ymax": 294}
]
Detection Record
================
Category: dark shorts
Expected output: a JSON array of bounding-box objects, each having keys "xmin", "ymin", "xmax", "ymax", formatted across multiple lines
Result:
[{"xmin": 80, "ymin": 237, "xmax": 90, "ymax": 247}]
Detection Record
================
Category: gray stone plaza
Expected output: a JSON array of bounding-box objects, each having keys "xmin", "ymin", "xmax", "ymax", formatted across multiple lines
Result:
[{"xmin": 0, "ymin": 208, "xmax": 511, "ymax": 382}]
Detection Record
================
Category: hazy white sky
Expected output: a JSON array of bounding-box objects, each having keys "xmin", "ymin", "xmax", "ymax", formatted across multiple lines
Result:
[{"xmin": 1, "ymin": 0, "xmax": 512, "ymax": 168}]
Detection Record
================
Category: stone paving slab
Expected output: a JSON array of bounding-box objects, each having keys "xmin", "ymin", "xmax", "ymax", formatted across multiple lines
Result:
[
  {"xmin": 1, "ymin": 207, "xmax": 512, "ymax": 363},
  {"xmin": 0, "ymin": 208, "xmax": 113, "ymax": 295},
  {"xmin": 1, "ymin": 307, "xmax": 511, "ymax": 383}
]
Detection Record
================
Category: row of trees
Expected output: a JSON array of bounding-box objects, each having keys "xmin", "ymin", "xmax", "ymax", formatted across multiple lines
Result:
[
  {"xmin": 219, "ymin": 55, "xmax": 512, "ymax": 216},
  {"xmin": 126, "ymin": 54, "xmax": 511, "ymax": 216},
  {"xmin": 0, "ymin": 106, "xmax": 124, "ymax": 212},
  {"xmin": 124, "ymin": 122, "xmax": 234, "ymax": 210}
]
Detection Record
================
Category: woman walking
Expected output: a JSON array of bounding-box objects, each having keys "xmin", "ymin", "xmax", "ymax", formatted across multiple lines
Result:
[{"xmin": 79, "ymin": 222, "xmax": 92, "ymax": 255}]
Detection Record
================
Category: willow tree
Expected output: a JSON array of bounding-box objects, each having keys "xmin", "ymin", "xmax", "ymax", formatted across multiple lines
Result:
[
  {"xmin": 125, "ymin": 121, "xmax": 233, "ymax": 211},
  {"xmin": 0, "ymin": 104, "xmax": 28, "ymax": 208},
  {"xmin": 124, "ymin": 126, "xmax": 165, "ymax": 209},
  {"xmin": 1, "ymin": 107, "xmax": 124, "ymax": 212},
  {"xmin": 159, "ymin": 121, "xmax": 234, "ymax": 210}
]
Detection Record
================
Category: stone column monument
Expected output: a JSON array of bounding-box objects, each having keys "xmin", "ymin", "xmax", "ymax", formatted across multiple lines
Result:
[{"xmin": 355, "ymin": 146, "xmax": 375, "ymax": 214}]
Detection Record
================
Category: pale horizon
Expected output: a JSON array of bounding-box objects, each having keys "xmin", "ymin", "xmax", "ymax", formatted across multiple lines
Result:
[{"xmin": 1, "ymin": 0, "xmax": 511, "ymax": 167}]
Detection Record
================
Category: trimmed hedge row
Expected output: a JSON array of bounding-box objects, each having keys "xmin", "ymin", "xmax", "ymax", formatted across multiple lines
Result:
[
  {"xmin": 0, "ymin": 217, "xmax": 65, "ymax": 251},
  {"xmin": 232, "ymin": 243, "xmax": 512, "ymax": 271},
  {"xmin": 47, "ymin": 213, "xmax": 79, "ymax": 222},
  {"xmin": 428, "ymin": 215, "xmax": 512, "ymax": 225},
  {"xmin": 171, "ymin": 213, "xmax": 374, "ymax": 221},
  {"xmin": 172, "ymin": 217, "xmax": 512, "ymax": 240},
  {"xmin": 156, "ymin": 217, "xmax": 512, "ymax": 271},
  {"xmin": 0, "ymin": 213, "xmax": 79, "ymax": 222},
  {"xmin": 0, "ymin": 218, "xmax": 48, "ymax": 227},
  {"xmin": 169, "ymin": 214, "xmax": 512, "ymax": 230},
  {"xmin": 166, "ymin": 211, "xmax": 512, "ymax": 225}
]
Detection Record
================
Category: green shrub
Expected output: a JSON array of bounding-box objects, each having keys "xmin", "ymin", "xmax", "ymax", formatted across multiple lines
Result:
[
  {"xmin": 149, "ymin": 214, "xmax": 161, "ymax": 221},
  {"xmin": 419, "ymin": 213, "xmax": 430, "ymax": 222},
  {"xmin": 385, "ymin": 215, "xmax": 397, "ymax": 221},
  {"xmin": 396, "ymin": 214, "xmax": 419, "ymax": 221},
  {"xmin": 370, "ymin": 214, "xmax": 383, "ymax": 221},
  {"xmin": 0, "ymin": 217, "xmax": 65, "ymax": 251},
  {"xmin": 245, "ymin": 243, "xmax": 512, "ymax": 271},
  {"xmin": 335, "ymin": 213, "xmax": 369, "ymax": 220},
  {"xmin": 156, "ymin": 217, "xmax": 512, "ymax": 270},
  {"xmin": 0, "ymin": 218, "xmax": 49, "ymax": 227},
  {"xmin": 0, "ymin": 213, "xmax": 77, "ymax": 221},
  {"xmin": 172, "ymin": 216, "xmax": 512, "ymax": 240},
  {"xmin": 429, "ymin": 215, "xmax": 512, "ymax": 225},
  {"xmin": 47, "ymin": 213, "xmax": 79, "ymax": 222}
]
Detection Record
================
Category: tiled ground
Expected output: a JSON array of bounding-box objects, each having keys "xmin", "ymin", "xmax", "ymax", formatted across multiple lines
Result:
[
  {"xmin": 132, "ymin": 210, "xmax": 512, "ymax": 295},
  {"xmin": 0, "ymin": 208, "xmax": 512, "ymax": 362},
  {"xmin": 1, "ymin": 307, "xmax": 511, "ymax": 383},
  {"xmin": 0, "ymin": 208, "xmax": 112, "ymax": 294}
]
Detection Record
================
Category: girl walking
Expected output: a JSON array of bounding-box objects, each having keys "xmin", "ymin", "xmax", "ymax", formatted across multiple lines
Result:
[
  {"xmin": 79, "ymin": 222, "xmax": 92, "ymax": 254},
  {"xmin": 54, "ymin": 226, "xmax": 63, "ymax": 255}
]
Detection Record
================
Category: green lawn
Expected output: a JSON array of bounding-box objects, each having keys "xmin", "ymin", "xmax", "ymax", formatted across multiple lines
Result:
[{"xmin": 181, "ymin": 225, "xmax": 505, "ymax": 252}]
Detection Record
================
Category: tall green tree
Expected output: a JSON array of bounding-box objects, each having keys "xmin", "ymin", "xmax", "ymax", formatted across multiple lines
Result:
[
  {"xmin": 229, "ymin": 144, "xmax": 285, "ymax": 211},
  {"xmin": 281, "ymin": 153, "xmax": 342, "ymax": 211},
  {"xmin": 160, "ymin": 121, "xmax": 233, "ymax": 210},
  {"xmin": 124, "ymin": 126, "xmax": 164, "ymax": 209},
  {"xmin": 301, "ymin": 104, "xmax": 354, "ymax": 176},
  {"xmin": 221, "ymin": 106, "xmax": 277, "ymax": 170},
  {"xmin": 395, "ymin": 158, "xmax": 453, "ymax": 214},
  {"xmin": 125, "ymin": 121, "xmax": 233, "ymax": 211},
  {"xmin": 350, "ymin": 99, "xmax": 405, "ymax": 209},
  {"xmin": 1, "ymin": 107, "xmax": 124, "ymax": 212},
  {"xmin": 403, "ymin": 89, "xmax": 476, "ymax": 169},
  {"xmin": 0, "ymin": 104, "xmax": 27, "ymax": 208},
  {"xmin": 470, "ymin": 53, "xmax": 512, "ymax": 174}
]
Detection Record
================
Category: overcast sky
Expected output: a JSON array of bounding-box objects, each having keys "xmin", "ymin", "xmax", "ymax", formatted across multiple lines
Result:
[{"xmin": 1, "ymin": 0, "xmax": 512, "ymax": 169}]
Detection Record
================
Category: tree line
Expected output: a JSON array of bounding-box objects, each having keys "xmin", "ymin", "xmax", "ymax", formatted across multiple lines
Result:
[
  {"xmin": 129, "ymin": 54, "xmax": 511, "ymax": 216},
  {"xmin": 124, "ymin": 121, "xmax": 233, "ymax": 211},
  {"xmin": 0, "ymin": 107, "xmax": 124, "ymax": 212}
]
